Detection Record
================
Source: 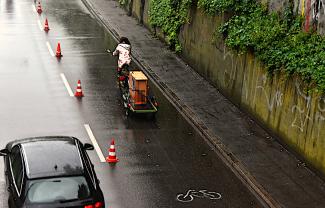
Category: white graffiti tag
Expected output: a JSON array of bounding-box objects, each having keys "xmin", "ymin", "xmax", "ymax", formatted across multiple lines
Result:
[
  {"xmin": 222, "ymin": 45, "xmax": 243, "ymax": 87},
  {"xmin": 291, "ymin": 82, "xmax": 312, "ymax": 132},
  {"xmin": 315, "ymin": 97, "xmax": 325, "ymax": 138},
  {"xmin": 253, "ymin": 75, "xmax": 283, "ymax": 111}
]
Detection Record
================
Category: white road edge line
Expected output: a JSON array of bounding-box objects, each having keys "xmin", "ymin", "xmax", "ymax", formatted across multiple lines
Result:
[
  {"xmin": 46, "ymin": 41, "xmax": 55, "ymax": 57},
  {"xmin": 60, "ymin": 73, "xmax": 74, "ymax": 97},
  {"xmin": 37, "ymin": 20, "xmax": 43, "ymax": 31},
  {"xmin": 84, "ymin": 124, "xmax": 106, "ymax": 163},
  {"xmin": 31, "ymin": 4, "xmax": 37, "ymax": 13}
]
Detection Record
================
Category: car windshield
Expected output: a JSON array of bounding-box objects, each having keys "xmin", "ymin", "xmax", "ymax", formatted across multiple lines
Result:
[{"xmin": 26, "ymin": 176, "xmax": 91, "ymax": 203}]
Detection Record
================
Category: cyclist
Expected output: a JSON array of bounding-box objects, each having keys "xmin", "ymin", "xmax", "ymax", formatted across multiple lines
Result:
[{"xmin": 113, "ymin": 37, "xmax": 131, "ymax": 76}]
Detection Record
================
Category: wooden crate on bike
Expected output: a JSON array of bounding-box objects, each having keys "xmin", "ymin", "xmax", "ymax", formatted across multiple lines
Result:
[{"xmin": 128, "ymin": 71, "xmax": 148, "ymax": 105}]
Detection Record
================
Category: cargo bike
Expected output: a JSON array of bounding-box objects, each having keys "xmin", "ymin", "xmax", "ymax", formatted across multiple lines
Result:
[{"xmin": 118, "ymin": 69, "xmax": 158, "ymax": 117}]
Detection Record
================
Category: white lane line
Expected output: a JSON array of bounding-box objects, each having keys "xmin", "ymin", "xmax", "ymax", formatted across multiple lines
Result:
[
  {"xmin": 60, "ymin": 73, "xmax": 74, "ymax": 97},
  {"xmin": 46, "ymin": 41, "xmax": 55, "ymax": 57},
  {"xmin": 84, "ymin": 124, "xmax": 106, "ymax": 163},
  {"xmin": 37, "ymin": 19, "xmax": 43, "ymax": 31},
  {"xmin": 31, "ymin": 4, "xmax": 37, "ymax": 13}
]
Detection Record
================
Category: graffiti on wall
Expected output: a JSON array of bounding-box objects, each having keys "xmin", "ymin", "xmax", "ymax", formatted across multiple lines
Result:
[
  {"xmin": 315, "ymin": 97, "xmax": 325, "ymax": 138},
  {"xmin": 219, "ymin": 42, "xmax": 324, "ymax": 136},
  {"xmin": 304, "ymin": 0, "xmax": 325, "ymax": 31},
  {"xmin": 248, "ymin": 71, "xmax": 324, "ymax": 136},
  {"xmin": 291, "ymin": 82, "xmax": 312, "ymax": 132},
  {"xmin": 221, "ymin": 45, "xmax": 243, "ymax": 88},
  {"xmin": 253, "ymin": 74, "xmax": 283, "ymax": 112},
  {"xmin": 289, "ymin": 82, "xmax": 324, "ymax": 138}
]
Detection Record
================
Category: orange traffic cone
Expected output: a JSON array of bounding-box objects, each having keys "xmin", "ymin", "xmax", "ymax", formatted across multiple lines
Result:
[
  {"xmin": 74, "ymin": 80, "xmax": 84, "ymax": 97},
  {"xmin": 44, "ymin": 18, "xmax": 50, "ymax": 31},
  {"xmin": 106, "ymin": 139, "xmax": 119, "ymax": 163},
  {"xmin": 56, "ymin": 42, "xmax": 62, "ymax": 57},
  {"xmin": 37, "ymin": 2, "xmax": 42, "ymax": 14}
]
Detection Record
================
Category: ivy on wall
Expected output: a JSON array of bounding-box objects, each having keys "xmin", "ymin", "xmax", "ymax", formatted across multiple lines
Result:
[
  {"xmin": 148, "ymin": 0, "xmax": 192, "ymax": 52},
  {"xmin": 119, "ymin": 0, "xmax": 128, "ymax": 5},
  {"xmin": 145, "ymin": 0, "xmax": 325, "ymax": 92},
  {"xmin": 197, "ymin": 0, "xmax": 257, "ymax": 14},
  {"xmin": 216, "ymin": 1, "xmax": 325, "ymax": 92},
  {"xmin": 197, "ymin": 0, "xmax": 235, "ymax": 14}
]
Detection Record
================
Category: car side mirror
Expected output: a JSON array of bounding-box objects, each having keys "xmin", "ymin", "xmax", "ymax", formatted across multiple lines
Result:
[
  {"xmin": 83, "ymin": 143, "xmax": 94, "ymax": 151},
  {"xmin": 0, "ymin": 149, "xmax": 9, "ymax": 156}
]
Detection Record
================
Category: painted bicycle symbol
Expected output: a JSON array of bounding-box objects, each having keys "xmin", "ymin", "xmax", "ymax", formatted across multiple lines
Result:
[{"xmin": 176, "ymin": 189, "xmax": 222, "ymax": 203}]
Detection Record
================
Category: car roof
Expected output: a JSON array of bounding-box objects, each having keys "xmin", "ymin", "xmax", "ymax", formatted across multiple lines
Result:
[{"xmin": 15, "ymin": 137, "xmax": 84, "ymax": 179}]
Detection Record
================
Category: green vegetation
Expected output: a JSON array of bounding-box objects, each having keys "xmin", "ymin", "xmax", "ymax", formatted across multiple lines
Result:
[
  {"xmin": 148, "ymin": 0, "xmax": 192, "ymax": 52},
  {"xmin": 145, "ymin": 0, "xmax": 325, "ymax": 92},
  {"xmin": 197, "ymin": 0, "xmax": 257, "ymax": 14},
  {"xmin": 197, "ymin": 0, "xmax": 235, "ymax": 14},
  {"xmin": 119, "ymin": 0, "xmax": 128, "ymax": 5},
  {"xmin": 215, "ymin": 1, "xmax": 325, "ymax": 92}
]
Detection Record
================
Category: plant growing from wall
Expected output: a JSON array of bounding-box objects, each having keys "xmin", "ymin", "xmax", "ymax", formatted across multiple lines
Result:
[
  {"xmin": 197, "ymin": 0, "xmax": 258, "ymax": 14},
  {"xmin": 149, "ymin": 0, "xmax": 192, "ymax": 52},
  {"xmin": 146, "ymin": 0, "xmax": 325, "ymax": 91},
  {"xmin": 119, "ymin": 0, "xmax": 128, "ymax": 5},
  {"xmin": 197, "ymin": 0, "xmax": 235, "ymax": 14},
  {"xmin": 204, "ymin": 0, "xmax": 325, "ymax": 92}
]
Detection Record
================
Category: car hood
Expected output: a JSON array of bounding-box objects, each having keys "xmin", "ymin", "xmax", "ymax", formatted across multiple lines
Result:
[{"xmin": 23, "ymin": 198, "xmax": 100, "ymax": 208}]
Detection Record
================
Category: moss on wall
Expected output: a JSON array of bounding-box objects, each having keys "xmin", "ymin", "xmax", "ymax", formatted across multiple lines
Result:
[
  {"xmin": 132, "ymin": 0, "xmax": 141, "ymax": 20},
  {"xmin": 142, "ymin": 0, "xmax": 150, "ymax": 27}
]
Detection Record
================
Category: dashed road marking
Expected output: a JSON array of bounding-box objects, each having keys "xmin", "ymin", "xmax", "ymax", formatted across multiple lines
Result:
[
  {"xmin": 60, "ymin": 73, "xmax": 74, "ymax": 97},
  {"xmin": 31, "ymin": 4, "xmax": 37, "ymax": 13},
  {"xmin": 46, "ymin": 41, "xmax": 55, "ymax": 57},
  {"xmin": 84, "ymin": 124, "xmax": 106, "ymax": 163},
  {"xmin": 37, "ymin": 19, "xmax": 43, "ymax": 31}
]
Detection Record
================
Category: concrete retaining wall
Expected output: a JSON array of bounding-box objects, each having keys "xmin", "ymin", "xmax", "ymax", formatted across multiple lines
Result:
[{"xmin": 118, "ymin": 0, "xmax": 325, "ymax": 175}]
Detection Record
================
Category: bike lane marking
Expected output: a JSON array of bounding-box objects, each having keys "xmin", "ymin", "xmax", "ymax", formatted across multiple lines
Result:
[
  {"xmin": 60, "ymin": 73, "xmax": 74, "ymax": 97},
  {"xmin": 84, "ymin": 124, "xmax": 106, "ymax": 163},
  {"xmin": 176, "ymin": 189, "xmax": 222, "ymax": 203}
]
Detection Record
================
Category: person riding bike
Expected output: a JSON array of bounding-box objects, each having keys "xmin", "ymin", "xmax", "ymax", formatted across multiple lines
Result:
[
  {"xmin": 113, "ymin": 37, "xmax": 131, "ymax": 76},
  {"xmin": 113, "ymin": 37, "xmax": 131, "ymax": 88}
]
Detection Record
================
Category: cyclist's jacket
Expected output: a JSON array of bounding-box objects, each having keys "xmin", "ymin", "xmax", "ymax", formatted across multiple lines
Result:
[{"xmin": 113, "ymin": 43, "xmax": 131, "ymax": 68}]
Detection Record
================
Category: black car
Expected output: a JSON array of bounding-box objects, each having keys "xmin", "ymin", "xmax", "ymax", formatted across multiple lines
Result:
[{"xmin": 0, "ymin": 136, "xmax": 105, "ymax": 208}]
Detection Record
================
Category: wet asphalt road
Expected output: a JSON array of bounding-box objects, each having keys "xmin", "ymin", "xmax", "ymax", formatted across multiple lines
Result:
[{"xmin": 0, "ymin": 0, "xmax": 262, "ymax": 207}]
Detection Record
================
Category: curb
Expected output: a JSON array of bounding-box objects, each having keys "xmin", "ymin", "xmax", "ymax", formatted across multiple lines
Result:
[{"xmin": 81, "ymin": 0, "xmax": 282, "ymax": 207}]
